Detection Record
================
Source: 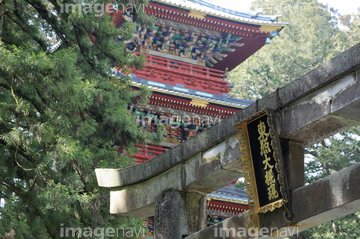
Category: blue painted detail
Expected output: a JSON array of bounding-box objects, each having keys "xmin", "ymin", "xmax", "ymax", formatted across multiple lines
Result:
[
  {"xmin": 266, "ymin": 37, "xmax": 271, "ymax": 45},
  {"xmin": 186, "ymin": 0, "xmax": 277, "ymax": 22},
  {"xmin": 176, "ymin": 84, "xmax": 185, "ymax": 87},
  {"xmin": 269, "ymin": 31, "xmax": 280, "ymax": 37},
  {"xmin": 148, "ymin": 81, "xmax": 166, "ymax": 87},
  {"xmin": 196, "ymin": 91, "xmax": 213, "ymax": 97},
  {"xmin": 228, "ymin": 83, "xmax": 234, "ymax": 88},
  {"xmin": 207, "ymin": 184, "xmax": 248, "ymax": 202},
  {"xmin": 173, "ymin": 87, "xmax": 189, "ymax": 92}
]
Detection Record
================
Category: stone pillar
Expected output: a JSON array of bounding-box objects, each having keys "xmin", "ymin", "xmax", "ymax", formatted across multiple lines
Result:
[
  {"xmin": 154, "ymin": 191, "xmax": 185, "ymax": 239},
  {"xmin": 180, "ymin": 192, "xmax": 207, "ymax": 235},
  {"xmin": 154, "ymin": 191, "xmax": 207, "ymax": 239},
  {"xmin": 281, "ymin": 140, "xmax": 305, "ymax": 191}
]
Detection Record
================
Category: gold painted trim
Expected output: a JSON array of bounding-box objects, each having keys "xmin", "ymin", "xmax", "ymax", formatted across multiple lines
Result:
[
  {"xmin": 258, "ymin": 199, "xmax": 283, "ymax": 213},
  {"xmin": 235, "ymin": 109, "xmax": 295, "ymax": 228},
  {"xmin": 131, "ymin": 82, "xmax": 246, "ymax": 109},
  {"xmin": 259, "ymin": 26, "xmax": 282, "ymax": 32},
  {"xmin": 234, "ymin": 109, "xmax": 289, "ymax": 229},
  {"xmin": 190, "ymin": 99, "xmax": 209, "ymax": 107},
  {"xmin": 234, "ymin": 118, "xmax": 260, "ymax": 230},
  {"xmin": 207, "ymin": 196, "xmax": 248, "ymax": 205},
  {"xmin": 188, "ymin": 10, "xmax": 206, "ymax": 19},
  {"xmin": 266, "ymin": 108, "xmax": 294, "ymax": 222}
]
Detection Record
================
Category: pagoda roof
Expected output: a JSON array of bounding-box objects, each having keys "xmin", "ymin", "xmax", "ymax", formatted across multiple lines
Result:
[
  {"xmin": 155, "ymin": 0, "xmax": 285, "ymax": 25},
  {"xmin": 114, "ymin": 1, "xmax": 287, "ymax": 71},
  {"xmin": 130, "ymin": 75, "xmax": 254, "ymax": 108},
  {"xmin": 207, "ymin": 184, "xmax": 248, "ymax": 204}
]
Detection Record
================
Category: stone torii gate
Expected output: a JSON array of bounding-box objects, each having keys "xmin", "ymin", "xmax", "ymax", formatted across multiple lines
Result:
[{"xmin": 96, "ymin": 42, "xmax": 360, "ymax": 238}]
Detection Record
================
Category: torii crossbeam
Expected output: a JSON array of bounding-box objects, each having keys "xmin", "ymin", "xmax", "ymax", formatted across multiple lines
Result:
[{"xmin": 96, "ymin": 42, "xmax": 360, "ymax": 238}]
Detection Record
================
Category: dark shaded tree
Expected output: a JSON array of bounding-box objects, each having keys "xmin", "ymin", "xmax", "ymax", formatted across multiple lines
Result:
[{"xmin": 0, "ymin": 0, "xmax": 164, "ymax": 237}]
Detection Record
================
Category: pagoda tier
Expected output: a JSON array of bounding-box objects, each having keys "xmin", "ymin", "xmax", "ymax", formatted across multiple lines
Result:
[
  {"xmin": 125, "ymin": 82, "xmax": 253, "ymax": 163},
  {"xmin": 206, "ymin": 184, "xmax": 250, "ymax": 226},
  {"xmin": 130, "ymin": 53, "xmax": 232, "ymax": 95},
  {"xmin": 109, "ymin": 1, "xmax": 285, "ymax": 236},
  {"xmin": 114, "ymin": 0, "xmax": 287, "ymax": 71},
  {"xmin": 128, "ymin": 100, "xmax": 236, "ymax": 162}
]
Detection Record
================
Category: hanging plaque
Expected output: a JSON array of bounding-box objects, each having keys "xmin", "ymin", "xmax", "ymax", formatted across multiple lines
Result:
[{"xmin": 234, "ymin": 108, "xmax": 293, "ymax": 228}]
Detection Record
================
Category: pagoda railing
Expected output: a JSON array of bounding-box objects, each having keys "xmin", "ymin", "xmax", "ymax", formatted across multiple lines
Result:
[
  {"xmin": 141, "ymin": 53, "xmax": 226, "ymax": 80},
  {"xmin": 131, "ymin": 52, "xmax": 231, "ymax": 95}
]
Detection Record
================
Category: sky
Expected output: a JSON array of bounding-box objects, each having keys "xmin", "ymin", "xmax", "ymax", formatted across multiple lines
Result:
[{"xmin": 208, "ymin": 0, "xmax": 360, "ymax": 16}]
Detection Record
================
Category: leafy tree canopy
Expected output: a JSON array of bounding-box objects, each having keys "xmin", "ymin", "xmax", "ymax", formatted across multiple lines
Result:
[{"xmin": 229, "ymin": 0, "xmax": 360, "ymax": 100}]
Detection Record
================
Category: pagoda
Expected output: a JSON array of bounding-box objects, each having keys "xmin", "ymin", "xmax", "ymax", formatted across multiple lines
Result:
[{"xmin": 110, "ymin": 0, "xmax": 286, "ymax": 237}]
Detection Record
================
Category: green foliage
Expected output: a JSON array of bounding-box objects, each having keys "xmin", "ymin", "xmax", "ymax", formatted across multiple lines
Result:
[
  {"xmin": 302, "ymin": 125, "xmax": 360, "ymax": 238},
  {"xmin": 302, "ymin": 211, "xmax": 360, "ymax": 238},
  {"xmin": 229, "ymin": 0, "xmax": 360, "ymax": 100},
  {"xmin": 234, "ymin": 180, "xmax": 246, "ymax": 190},
  {"xmin": 306, "ymin": 126, "xmax": 360, "ymax": 182},
  {"xmin": 0, "ymin": 0, "xmax": 158, "ymax": 238},
  {"xmin": 228, "ymin": 0, "xmax": 360, "ymax": 238}
]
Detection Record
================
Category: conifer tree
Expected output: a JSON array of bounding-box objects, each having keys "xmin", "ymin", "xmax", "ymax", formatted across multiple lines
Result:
[{"xmin": 0, "ymin": 0, "xmax": 163, "ymax": 237}]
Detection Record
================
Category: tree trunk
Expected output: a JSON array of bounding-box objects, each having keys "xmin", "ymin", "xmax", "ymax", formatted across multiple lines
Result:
[{"xmin": 0, "ymin": 0, "xmax": 4, "ymax": 38}]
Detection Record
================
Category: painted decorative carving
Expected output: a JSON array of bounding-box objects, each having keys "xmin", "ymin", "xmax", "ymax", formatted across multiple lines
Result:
[{"xmin": 120, "ymin": 17, "xmax": 244, "ymax": 68}]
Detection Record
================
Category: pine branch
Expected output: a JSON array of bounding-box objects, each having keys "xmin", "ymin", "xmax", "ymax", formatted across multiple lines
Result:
[
  {"xmin": 0, "ymin": 0, "xmax": 4, "ymax": 39},
  {"xmin": 24, "ymin": 0, "xmax": 69, "ymax": 47},
  {"xmin": 0, "ymin": 138, "xmax": 38, "ymax": 165},
  {"xmin": 35, "ymin": 87, "xmax": 48, "ymax": 106},
  {"xmin": 4, "ymin": 12, "xmax": 47, "ymax": 51},
  {"xmin": 305, "ymin": 149, "xmax": 319, "ymax": 158},
  {"xmin": 71, "ymin": 160, "xmax": 89, "ymax": 190},
  {"xmin": 46, "ymin": 0, "xmax": 60, "ymax": 12},
  {"xmin": 72, "ymin": 24, "xmax": 108, "ymax": 77},
  {"xmin": 88, "ymin": 30, "xmax": 121, "ymax": 65},
  {"xmin": 0, "ymin": 191, "xmax": 11, "ymax": 200},
  {"xmin": 0, "ymin": 122, "xmax": 12, "ymax": 135},
  {"xmin": 1, "ymin": 180, "xmax": 58, "ymax": 238},
  {"xmin": 13, "ymin": 0, "xmax": 48, "ymax": 51},
  {"xmin": 0, "ymin": 81, "xmax": 46, "ymax": 116}
]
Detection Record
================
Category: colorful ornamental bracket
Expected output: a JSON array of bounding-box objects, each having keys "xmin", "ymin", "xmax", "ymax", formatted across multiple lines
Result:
[
  {"xmin": 234, "ymin": 108, "xmax": 294, "ymax": 229},
  {"xmin": 121, "ymin": 20, "xmax": 243, "ymax": 68}
]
